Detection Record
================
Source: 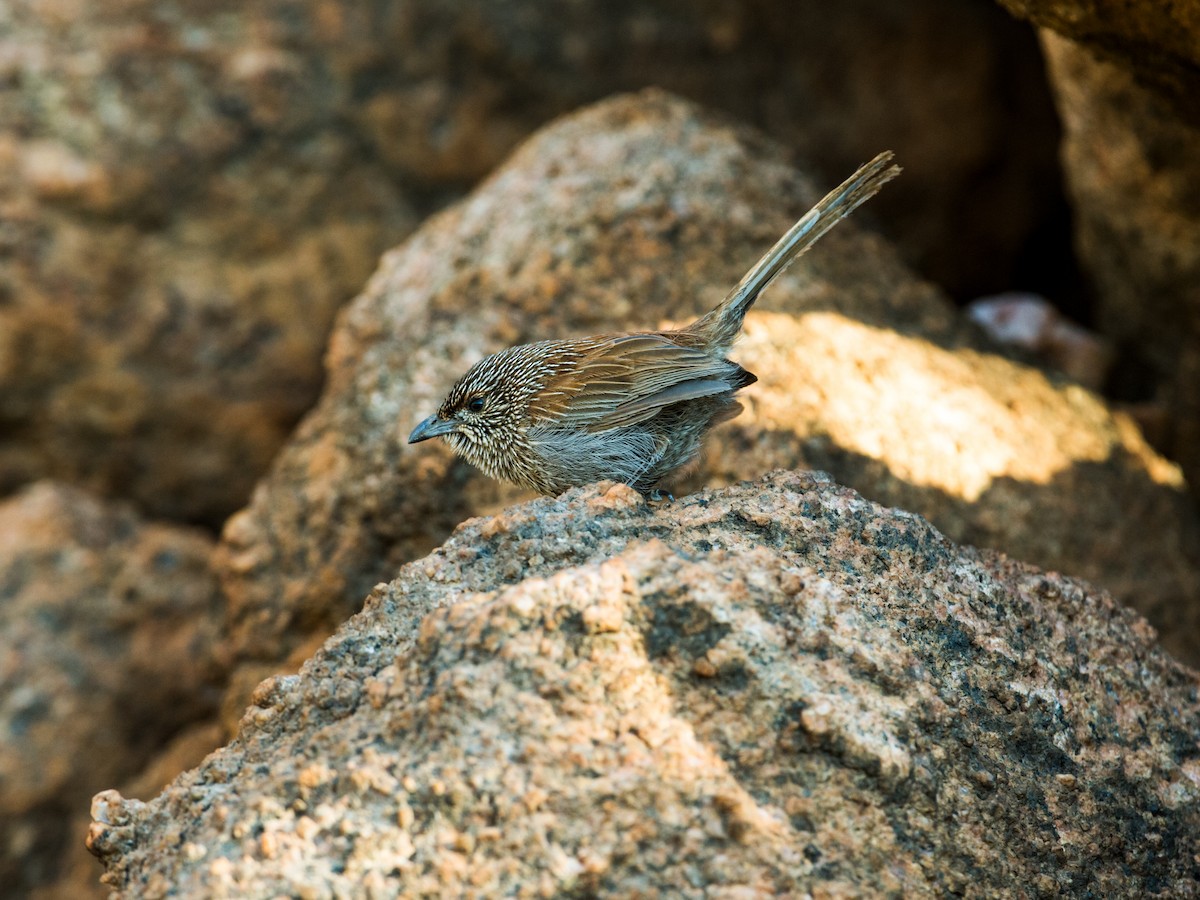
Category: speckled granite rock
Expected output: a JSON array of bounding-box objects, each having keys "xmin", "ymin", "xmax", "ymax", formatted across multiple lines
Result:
[
  {"xmin": 0, "ymin": 0, "xmax": 1062, "ymax": 523},
  {"xmin": 997, "ymin": 0, "xmax": 1200, "ymax": 114},
  {"xmin": 676, "ymin": 309, "xmax": 1200, "ymax": 664},
  {"xmin": 91, "ymin": 475, "xmax": 1200, "ymax": 897},
  {"xmin": 0, "ymin": 483, "xmax": 224, "ymax": 896},
  {"xmin": 1040, "ymin": 32, "xmax": 1200, "ymax": 506},
  {"xmin": 214, "ymin": 90, "xmax": 1200, "ymax": 676}
]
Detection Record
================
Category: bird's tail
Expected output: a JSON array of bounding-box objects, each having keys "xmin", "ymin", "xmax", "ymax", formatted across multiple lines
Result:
[{"xmin": 688, "ymin": 151, "xmax": 900, "ymax": 354}]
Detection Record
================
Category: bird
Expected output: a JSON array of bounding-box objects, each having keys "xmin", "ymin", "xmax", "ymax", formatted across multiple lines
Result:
[{"xmin": 409, "ymin": 151, "xmax": 900, "ymax": 498}]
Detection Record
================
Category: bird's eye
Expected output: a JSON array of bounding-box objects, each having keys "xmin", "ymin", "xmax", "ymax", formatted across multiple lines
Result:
[{"xmin": 466, "ymin": 396, "xmax": 486, "ymax": 413}]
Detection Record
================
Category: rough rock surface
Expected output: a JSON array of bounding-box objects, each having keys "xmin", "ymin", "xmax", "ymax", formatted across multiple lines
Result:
[
  {"xmin": 214, "ymin": 91, "xmax": 1200, "ymax": 674},
  {"xmin": 0, "ymin": 0, "xmax": 1062, "ymax": 523},
  {"xmin": 0, "ymin": 483, "xmax": 224, "ymax": 895},
  {"xmin": 676, "ymin": 309, "xmax": 1200, "ymax": 665},
  {"xmin": 1041, "ymin": 31, "xmax": 1200, "ymax": 505},
  {"xmin": 38, "ymin": 723, "xmax": 226, "ymax": 900},
  {"xmin": 997, "ymin": 0, "xmax": 1200, "ymax": 115},
  {"xmin": 91, "ymin": 474, "xmax": 1200, "ymax": 897}
]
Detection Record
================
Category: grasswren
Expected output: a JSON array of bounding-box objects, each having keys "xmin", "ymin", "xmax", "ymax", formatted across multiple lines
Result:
[{"xmin": 409, "ymin": 152, "xmax": 900, "ymax": 496}]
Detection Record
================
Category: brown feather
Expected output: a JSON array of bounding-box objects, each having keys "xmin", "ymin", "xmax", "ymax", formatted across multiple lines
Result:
[{"xmin": 528, "ymin": 334, "xmax": 739, "ymax": 430}]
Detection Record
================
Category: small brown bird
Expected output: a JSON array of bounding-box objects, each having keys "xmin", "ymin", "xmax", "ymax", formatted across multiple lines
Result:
[{"xmin": 409, "ymin": 151, "xmax": 900, "ymax": 497}]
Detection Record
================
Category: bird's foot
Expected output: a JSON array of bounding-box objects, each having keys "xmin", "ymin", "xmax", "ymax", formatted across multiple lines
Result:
[{"xmin": 646, "ymin": 488, "xmax": 675, "ymax": 503}]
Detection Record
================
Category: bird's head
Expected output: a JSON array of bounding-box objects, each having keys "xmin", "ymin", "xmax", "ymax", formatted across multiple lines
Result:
[{"xmin": 407, "ymin": 345, "xmax": 550, "ymax": 463}]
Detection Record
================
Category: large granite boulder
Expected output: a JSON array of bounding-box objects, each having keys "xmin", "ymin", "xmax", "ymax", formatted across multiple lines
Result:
[{"xmin": 91, "ymin": 475, "xmax": 1200, "ymax": 897}]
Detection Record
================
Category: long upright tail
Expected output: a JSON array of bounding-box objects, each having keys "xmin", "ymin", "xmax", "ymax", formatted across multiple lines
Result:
[{"xmin": 688, "ymin": 151, "xmax": 900, "ymax": 354}]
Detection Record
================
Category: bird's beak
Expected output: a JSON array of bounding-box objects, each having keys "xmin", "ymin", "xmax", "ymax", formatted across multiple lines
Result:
[{"xmin": 408, "ymin": 414, "xmax": 457, "ymax": 444}]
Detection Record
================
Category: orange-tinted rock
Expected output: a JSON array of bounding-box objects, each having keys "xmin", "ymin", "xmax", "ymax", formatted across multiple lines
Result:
[
  {"xmin": 92, "ymin": 475, "xmax": 1200, "ymax": 896},
  {"xmin": 0, "ymin": 1, "xmax": 418, "ymax": 523},
  {"xmin": 1040, "ymin": 32, "xmax": 1200, "ymax": 506}
]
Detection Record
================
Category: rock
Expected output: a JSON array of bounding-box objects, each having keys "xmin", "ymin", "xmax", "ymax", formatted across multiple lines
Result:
[
  {"xmin": 90, "ymin": 474, "xmax": 1200, "ymax": 896},
  {"xmin": 0, "ymin": 483, "xmax": 224, "ymax": 896},
  {"xmin": 672, "ymin": 309, "xmax": 1200, "ymax": 667},
  {"xmin": 33, "ymin": 722, "xmax": 226, "ymax": 900},
  {"xmin": 0, "ymin": 0, "xmax": 1063, "ymax": 523},
  {"xmin": 997, "ymin": 0, "xmax": 1200, "ymax": 115},
  {"xmin": 214, "ymin": 90, "xmax": 1200, "ymax": 676},
  {"xmin": 1040, "ymin": 31, "xmax": 1200, "ymax": 505},
  {"xmin": 0, "ymin": 1, "xmax": 418, "ymax": 524}
]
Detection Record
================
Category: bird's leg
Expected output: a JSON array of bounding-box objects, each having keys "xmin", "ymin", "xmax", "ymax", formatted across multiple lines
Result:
[{"xmin": 646, "ymin": 487, "xmax": 675, "ymax": 503}]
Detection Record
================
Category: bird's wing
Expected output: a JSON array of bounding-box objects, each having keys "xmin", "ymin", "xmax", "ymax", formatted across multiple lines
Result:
[{"xmin": 527, "ymin": 334, "xmax": 736, "ymax": 431}]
